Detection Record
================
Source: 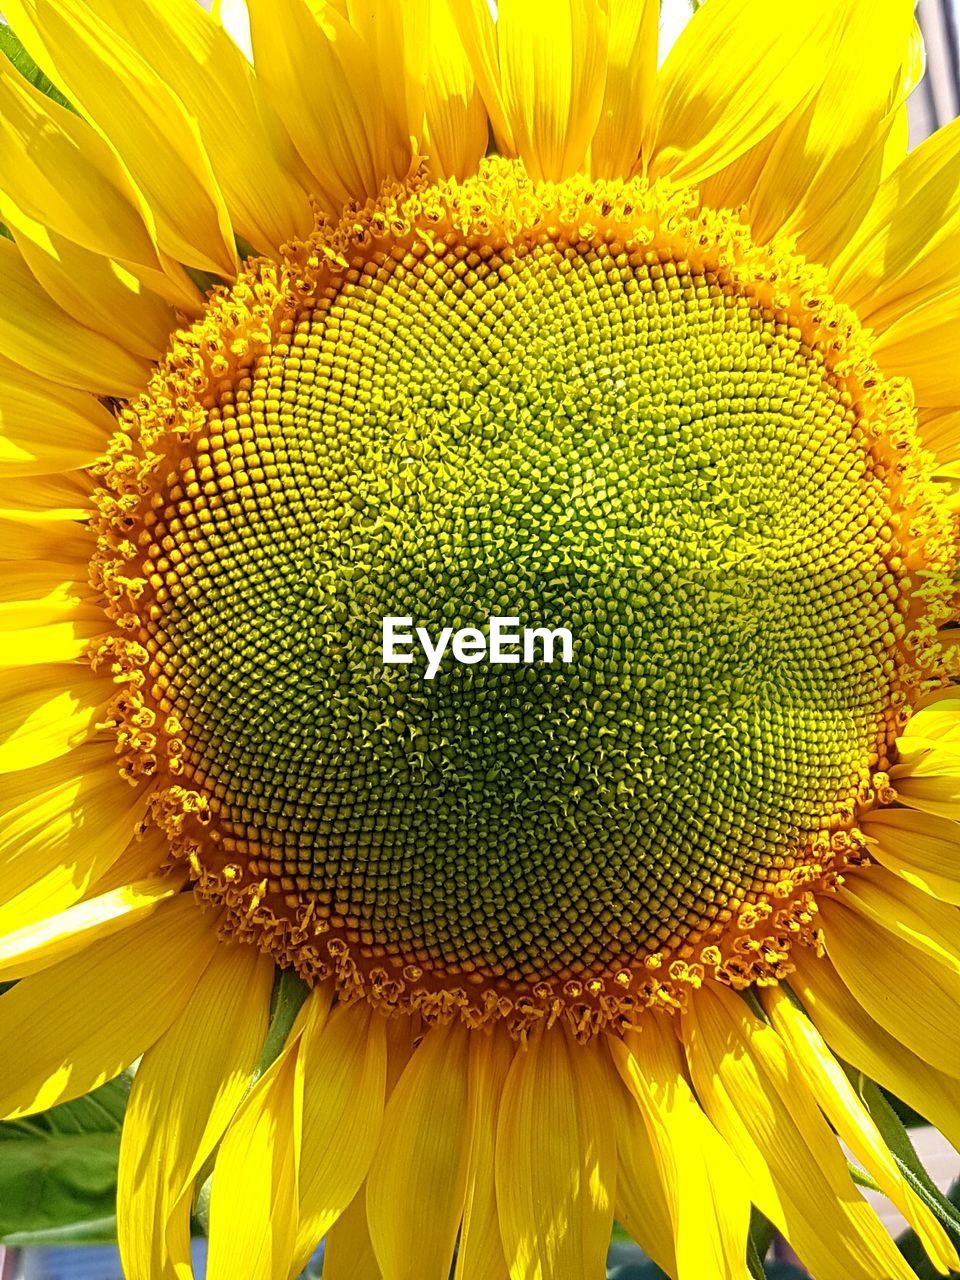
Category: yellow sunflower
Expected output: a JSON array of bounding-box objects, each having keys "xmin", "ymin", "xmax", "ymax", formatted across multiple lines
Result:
[{"xmin": 1, "ymin": 0, "xmax": 960, "ymax": 1276}]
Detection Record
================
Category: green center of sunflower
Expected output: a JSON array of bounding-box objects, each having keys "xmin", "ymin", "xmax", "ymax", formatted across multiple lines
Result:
[{"xmin": 94, "ymin": 161, "xmax": 946, "ymax": 1033}]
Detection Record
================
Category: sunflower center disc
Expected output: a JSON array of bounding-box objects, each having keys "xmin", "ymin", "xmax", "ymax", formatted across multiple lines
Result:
[{"xmin": 95, "ymin": 161, "xmax": 944, "ymax": 1032}]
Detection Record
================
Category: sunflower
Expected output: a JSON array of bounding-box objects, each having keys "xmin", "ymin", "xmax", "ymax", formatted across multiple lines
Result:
[{"xmin": 1, "ymin": 0, "xmax": 959, "ymax": 1276}]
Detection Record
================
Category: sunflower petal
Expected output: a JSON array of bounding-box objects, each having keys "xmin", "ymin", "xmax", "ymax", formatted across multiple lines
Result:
[
  {"xmin": 746, "ymin": 0, "xmax": 917, "ymax": 264},
  {"xmin": 0, "ymin": 664, "xmax": 107, "ymax": 775},
  {"xmin": 119, "ymin": 940, "xmax": 273, "ymax": 1280},
  {"xmin": 13, "ymin": 226, "xmax": 174, "ymax": 360},
  {"xmin": 5, "ymin": 0, "xmax": 237, "ymax": 277},
  {"xmin": 762, "ymin": 985, "xmax": 959, "ymax": 1276},
  {"xmin": 207, "ymin": 1013, "xmax": 303, "ymax": 1280},
  {"xmin": 0, "ymin": 893, "xmax": 219, "ymax": 1118},
  {"xmin": 0, "ymin": 875, "xmax": 181, "ymax": 981},
  {"xmin": 819, "ymin": 878, "xmax": 960, "ymax": 1076},
  {"xmin": 861, "ymin": 806, "xmax": 960, "ymax": 905},
  {"xmin": 0, "ymin": 749, "xmax": 147, "ymax": 931},
  {"xmin": 495, "ymin": 0, "xmax": 609, "ymax": 182},
  {"xmin": 873, "ymin": 289, "xmax": 960, "ymax": 408},
  {"xmin": 0, "ymin": 238, "xmax": 150, "ymax": 396},
  {"xmin": 838, "ymin": 867, "xmax": 960, "ymax": 977},
  {"xmin": 832, "ymin": 114, "xmax": 960, "ymax": 326},
  {"xmin": 367, "ymin": 1020, "xmax": 473, "ymax": 1280},
  {"xmin": 0, "ymin": 616, "xmax": 104, "ymax": 667},
  {"xmin": 455, "ymin": 1030, "xmax": 514, "ymax": 1280},
  {"xmin": 446, "ymin": 0, "xmax": 515, "ymax": 153},
  {"xmin": 0, "ymin": 563, "xmax": 95, "ymax": 627},
  {"xmin": 600, "ymin": 1041, "xmax": 676, "ymax": 1277},
  {"xmin": 0, "ymin": 58, "xmax": 160, "ymax": 271},
  {"xmin": 421, "ymin": 0, "xmax": 489, "ymax": 182},
  {"xmin": 495, "ymin": 1027, "xmax": 615, "ymax": 1280},
  {"xmin": 291, "ymin": 999, "xmax": 386, "ymax": 1276},
  {"xmin": 0, "ymin": 359, "xmax": 115, "ymax": 478},
  {"xmin": 611, "ymin": 1019, "xmax": 752, "ymax": 1279},
  {"xmin": 322, "ymin": 1015, "xmax": 416, "ymax": 1280},
  {"xmin": 590, "ymin": 0, "xmax": 658, "ymax": 179},
  {"xmin": 321, "ymin": 1187, "xmax": 382, "ymax": 1280},
  {"xmin": 683, "ymin": 983, "xmax": 916, "ymax": 1280},
  {"xmin": 644, "ymin": 0, "xmax": 835, "ymax": 186},
  {"xmin": 80, "ymin": 0, "xmax": 313, "ymax": 255},
  {"xmin": 790, "ymin": 947, "xmax": 960, "ymax": 1152},
  {"xmin": 247, "ymin": 0, "xmax": 407, "ymax": 214}
]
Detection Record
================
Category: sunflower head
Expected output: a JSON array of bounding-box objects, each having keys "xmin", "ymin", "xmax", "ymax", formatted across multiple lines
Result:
[
  {"xmin": 1, "ymin": 2, "xmax": 959, "ymax": 1279},
  {"xmin": 87, "ymin": 154, "xmax": 958, "ymax": 1036}
]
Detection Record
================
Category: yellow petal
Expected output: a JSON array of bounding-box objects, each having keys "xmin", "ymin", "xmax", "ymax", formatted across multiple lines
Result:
[
  {"xmin": 81, "ymin": 825, "xmax": 170, "ymax": 899},
  {"xmin": 0, "ymin": 747, "xmax": 145, "ymax": 922},
  {"xmin": 0, "ymin": 663, "xmax": 107, "ymax": 774},
  {"xmin": 497, "ymin": 0, "xmax": 608, "ymax": 182},
  {"xmin": 495, "ymin": 1026, "xmax": 615, "ymax": 1280},
  {"xmin": 820, "ymin": 875, "xmax": 960, "ymax": 1076},
  {"xmin": 118, "ymin": 940, "xmax": 273, "ymax": 1280},
  {"xmin": 838, "ymin": 866, "xmax": 960, "ymax": 978},
  {"xmin": 746, "ymin": 1, "xmax": 918, "ymax": 264},
  {"xmin": 790, "ymin": 947, "xmax": 960, "ymax": 1152},
  {"xmin": 81, "ymin": 0, "xmax": 313, "ymax": 256},
  {"xmin": 0, "ymin": 358, "xmax": 114, "ymax": 477},
  {"xmin": 889, "ymin": 737, "xmax": 960, "ymax": 819},
  {"xmin": 0, "ymin": 893, "xmax": 219, "ymax": 1118},
  {"xmin": 291, "ymin": 999, "xmax": 386, "ymax": 1276},
  {"xmin": 446, "ymin": 0, "xmax": 515, "ymax": 154},
  {"xmin": 903, "ymin": 694, "xmax": 960, "ymax": 743},
  {"xmin": 345, "ymin": 0, "xmax": 419, "ymax": 173},
  {"xmin": 873, "ymin": 288, "xmax": 960, "ymax": 409},
  {"xmin": 248, "ymin": 0, "xmax": 408, "ymax": 214},
  {"xmin": 0, "ymin": 875, "xmax": 181, "ymax": 981},
  {"xmin": 207, "ymin": 1013, "xmax": 303, "ymax": 1280},
  {"xmin": 5, "ymin": 0, "xmax": 237, "ymax": 277},
  {"xmin": 611, "ymin": 1018, "xmax": 752, "ymax": 1280},
  {"xmin": 421, "ymin": 0, "xmax": 489, "ymax": 182},
  {"xmin": 0, "ymin": 58, "xmax": 160, "ymax": 272},
  {"xmin": 644, "ymin": 0, "xmax": 836, "ymax": 186},
  {"xmin": 0, "ymin": 69, "xmax": 203, "ymax": 311},
  {"xmin": 323, "ymin": 1015, "xmax": 416, "ymax": 1280},
  {"xmin": 861, "ymin": 806, "xmax": 960, "ymax": 905},
  {"xmin": 0, "ymin": 562, "xmax": 94, "ymax": 627},
  {"xmin": 762, "ymin": 985, "xmax": 959, "ymax": 1276},
  {"xmin": 0, "ymin": 503, "xmax": 92, "ymax": 562},
  {"xmin": 683, "ymin": 983, "xmax": 915, "ymax": 1280},
  {"xmin": 600, "ymin": 1041, "xmax": 676, "ymax": 1277},
  {"xmin": 832, "ymin": 114, "xmax": 960, "ymax": 327},
  {"xmin": 13, "ymin": 226, "xmax": 173, "ymax": 360},
  {"xmin": 0, "ymin": 238, "xmax": 150, "ymax": 396},
  {"xmin": 0, "ymin": 617, "xmax": 104, "ymax": 667},
  {"xmin": 455, "ymin": 1029, "xmax": 514, "ymax": 1280},
  {"xmin": 367, "ymin": 1019, "xmax": 473, "ymax": 1280},
  {"xmin": 590, "ymin": 0, "xmax": 658, "ymax": 179},
  {"xmin": 321, "ymin": 1187, "xmax": 382, "ymax": 1280}
]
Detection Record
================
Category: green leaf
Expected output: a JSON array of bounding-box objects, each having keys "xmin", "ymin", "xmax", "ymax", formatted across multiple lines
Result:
[
  {"xmin": 252, "ymin": 966, "xmax": 310, "ymax": 1085},
  {"xmin": 0, "ymin": 1074, "xmax": 130, "ymax": 1245},
  {"xmin": 858, "ymin": 1076, "xmax": 960, "ymax": 1245},
  {"xmin": 748, "ymin": 1207, "xmax": 775, "ymax": 1278},
  {"xmin": 746, "ymin": 1237, "xmax": 767, "ymax": 1280},
  {"xmin": 847, "ymin": 1159, "xmax": 882, "ymax": 1193},
  {"xmin": 0, "ymin": 23, "xmax": 73, "ymax": 112}
]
